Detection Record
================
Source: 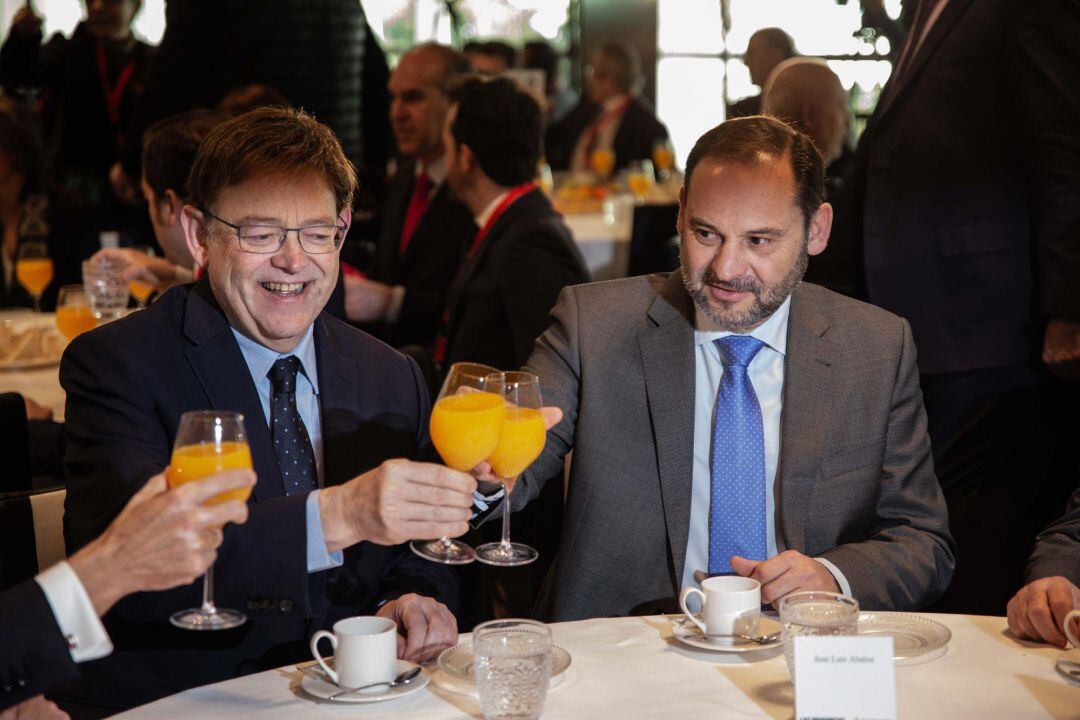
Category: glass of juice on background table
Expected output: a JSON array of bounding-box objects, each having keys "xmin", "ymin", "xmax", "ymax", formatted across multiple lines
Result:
[
  {"xmin": 16, "ymin": 241, "xmax": 53, "ymax": 312},
  {"xmin": 166, "ymin": 410, "xmax": 253, "ymax": 630},
  {"xmin": 55, "ymin": 285, "xmax": 97, "ymax": 340}
]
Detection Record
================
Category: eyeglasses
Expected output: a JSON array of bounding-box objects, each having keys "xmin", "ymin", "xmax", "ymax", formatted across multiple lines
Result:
[{"xmin": 202, "ymin": 210, "xmax": 347, "ymax": 255}]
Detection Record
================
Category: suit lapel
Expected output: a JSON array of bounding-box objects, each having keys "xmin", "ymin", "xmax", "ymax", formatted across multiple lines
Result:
[
  {"xmin": 776, "ymin": 284, "xmax": 840, "ymax": 552},
  {"xmin": 872, "ymin": 0, "xmax": 975, "ymax": 124},
  {"xmin": 636, "ymin": 274, "xmax": 697, "ymax": 588},
  {"xmin": 399, "ymin": 181, "xmax": 453, "ymax": 270},
  {"xmin": 313, "ymin": 316, "xmax": 360, "ymax": 488},
  {"xmin": 181, "ymin": 279, "xmax": 284, "ymax": 501}
]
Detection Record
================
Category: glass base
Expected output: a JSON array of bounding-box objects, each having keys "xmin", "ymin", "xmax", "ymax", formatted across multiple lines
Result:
[
  {"xmin": 410, "ymin": 538, "xmax": 476, "ymax": 565},
  {"xmin": 169, "ymin": 607, "xmax": 247, "ymax": 631},
  {"xmin": 475, "ymin": 541, "xmax": 538, "ymax": 567}
]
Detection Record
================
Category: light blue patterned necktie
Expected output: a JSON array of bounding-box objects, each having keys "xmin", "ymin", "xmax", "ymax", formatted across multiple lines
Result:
[{"xmin": 708, "ymin": 335, "xmax": 767, "ymax": 575}]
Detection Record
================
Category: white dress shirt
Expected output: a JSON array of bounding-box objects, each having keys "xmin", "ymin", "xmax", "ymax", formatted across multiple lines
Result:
[
  {"xmin": 681, "ymin": 296, "xmax": 850, "ymax": 609},
  {"xmin": 36, "ymin": 561, "xmax": 112, "ymax": 663}
]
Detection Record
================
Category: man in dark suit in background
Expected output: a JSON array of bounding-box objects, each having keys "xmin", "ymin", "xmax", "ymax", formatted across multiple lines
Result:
[
  {"xmin": 726, "ymin": 27, "xmax": 796, "ymax": 120},
  {"xmin": 59, "ymin": 108, "xmax": 476, "ymax": 714},
  {"xmin": 545, "ymin": 43, "xmax": 670, "ymax": 173},
  {"xmin": 842, "ymin": 0, "xmax": 1080, "ymax": 614},
  {"xmin": 434, "ymin": 77, "xmax": 589, "ymax": 376},
  {"xmin": 345, "ymin": 44, "xmax": 476, "ymax": 351}
]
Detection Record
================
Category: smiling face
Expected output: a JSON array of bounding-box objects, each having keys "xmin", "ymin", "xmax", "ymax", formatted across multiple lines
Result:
[
  {"xmin": 678, "ymin": 154, "xmax": 830, "ymax": 332},
  {"xmin": 389, "ymin": 49, "xmax": 451, "ymax": 162},
  {"xmin": 182, "ymin": 172, "xmax": 341, "ymax": 353}
]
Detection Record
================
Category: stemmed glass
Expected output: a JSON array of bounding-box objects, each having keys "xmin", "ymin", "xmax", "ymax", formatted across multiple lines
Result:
[
  {"xmin": 411, "ymin": 363, "xmax": 506, "ymax": 565},
  {"xmin": 166, "ymin": 411, "xmax": 254, "ymax": 630},
  {"xmin": 15, "ymin": 241, "xmax": 53, "ymax": 312},
  {"xmin": 55, "ymin": 285, "xmax": 97, "ymax": 341},
  {"xmin": 626, "ymin": 159, "xmax": 656, "ymax": 202},
  {"xmin": 652, "ymin": 138, "xmax": 675, "ymax": 182},
  {"xmin": 475, "ymin": 371, "xmax": 546, "ymax": 566}
]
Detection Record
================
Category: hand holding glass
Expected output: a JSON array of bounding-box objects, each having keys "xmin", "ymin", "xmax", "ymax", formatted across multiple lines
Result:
[
  {"xmin": 166, "ymin": 411, "xmax": 253, "ymax": 630},
  {"xmin": 411, "ymin": 363, "xmax": 505, "ymax": 564},
  {"xmin": 475, "ymin": 371, "xmax": 546, "ymax": 566}
]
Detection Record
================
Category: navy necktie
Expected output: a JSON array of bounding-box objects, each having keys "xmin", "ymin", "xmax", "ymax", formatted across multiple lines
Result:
[
  {"xmin": 708, "ymin": 335, "xmax": 767, "ymax": 575},
  {"xmin": 268, "ymin": 356, "xmax": 317, "ymax": 496}
]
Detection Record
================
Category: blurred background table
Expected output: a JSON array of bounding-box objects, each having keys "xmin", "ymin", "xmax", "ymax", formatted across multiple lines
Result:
[
  {"xmin": 0, "ymin": 310, "xmax": 66, "ymax": 420},
  {"xmin": 115, "ymin": 613, "xmax": 1078, "ymax": 719}
]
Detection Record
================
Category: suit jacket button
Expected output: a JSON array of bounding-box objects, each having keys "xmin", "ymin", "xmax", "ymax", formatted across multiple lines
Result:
[
  {"xmin": 280, "ymin": 599, "xmax": 294, "ymax": 613},
  {"xmin": 16, "ymin": 679, "xmax": 25, "ymax": 687}
]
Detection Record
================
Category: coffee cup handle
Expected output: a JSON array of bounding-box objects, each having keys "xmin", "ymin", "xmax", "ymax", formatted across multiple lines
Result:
[
  {"xmin": 679, "ymin": 586, "xmax": 709, "ymax": 634},
  {"xmin": 310, "ymin": 630, "xmax": 338, "ymax": 685},
  {"xmin": 1065, "ymin": 609, "xmax": 1080, "ymax": 649}
]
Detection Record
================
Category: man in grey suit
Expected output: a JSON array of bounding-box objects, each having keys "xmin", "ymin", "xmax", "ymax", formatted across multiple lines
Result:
[
  {"xmin": 514, "ymin": 116, "xmax": 955, "ymax": 620},
  {"xmin": 1006, "ymin": 485, "xmax": 1080, "ymax": 648}
]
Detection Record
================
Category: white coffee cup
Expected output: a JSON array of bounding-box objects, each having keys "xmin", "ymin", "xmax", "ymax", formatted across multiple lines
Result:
[
  {"xmin": 1065, "ymin": 609, "xmax": 1080, "ymax": 648},
  {"xmin": 679, "ymin": 576, "xmax": 761, "ymax": 636},
  {"xmin": 310, "ymin": 616, "xmax": 397, "ymax": 688}
]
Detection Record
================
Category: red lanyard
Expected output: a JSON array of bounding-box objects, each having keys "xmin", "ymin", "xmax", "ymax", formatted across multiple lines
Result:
[
  {"xmin": 467, "ymin": 182, "xmax": 537, "ymax": 257},
  {"xmin": 95, "ymin": 44, "xmax": 136, "ymax": 130}
]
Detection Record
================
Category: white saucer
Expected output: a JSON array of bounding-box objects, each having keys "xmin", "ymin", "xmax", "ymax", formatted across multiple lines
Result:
[
  {"xmin": 299, "ymin": 660, "xmax": 429, "ymax": 703},
  {"xmin": 672, "ymin": 616, "xmax": 783, "ymax": 652},
  {"xmin": 1056, "ymin": 647, "xmax": 1080, "ymax": 685}
]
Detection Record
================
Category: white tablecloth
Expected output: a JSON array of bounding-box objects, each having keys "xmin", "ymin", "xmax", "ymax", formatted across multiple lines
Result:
[
  {"xmin": 564, "ymin": 209, "xmax": 632, "ymax": 282},
  {"xmin": 115, "ymin": 614, "xmax": 1079, "ymax": 719},
  {"xmin": 0, "ymin": 311, "xmax": 65, "ymax": 420}
]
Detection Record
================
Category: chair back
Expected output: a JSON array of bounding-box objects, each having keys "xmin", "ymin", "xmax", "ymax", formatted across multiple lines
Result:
[
  {"xmin": 0, "ymin": 486, "xmax": 67, "ymax": 590},
  {"xmin": 628, "ymin": 203, "xmax": 681, "ymax": 276}
]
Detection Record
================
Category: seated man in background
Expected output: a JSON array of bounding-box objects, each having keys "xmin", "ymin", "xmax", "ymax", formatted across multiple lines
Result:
[
  {"xmin": 93, "ymin": 110, "xmax": 225, "ymax": 294},
  {"xmin": 464, "ymin": 40, "xmax": 517, "ymax": 76},
  {"xmin": 545, "ymin": 42, "xmax": 670, "ymax": 173},
  {"xmin": 433, "ymin": 76, "xmax": 590, "ymax": 376},
  {"xmin": 727, "ymin": 27, "xmax": 797, "ymax": 119},
  {"xmin": 512, "ymin": 116, "xmax": 954, "ymax": 620},
  {"xmin": 1, "ymin": 468, "xmax": 252, "ymax": 716},
  {"xmin": 60, "ymin": 108, "xmax": 475, "ymax": 713},
  {"xmin": 1007, "ymin": 485, "xmax": 1080, "ymax": 647}
]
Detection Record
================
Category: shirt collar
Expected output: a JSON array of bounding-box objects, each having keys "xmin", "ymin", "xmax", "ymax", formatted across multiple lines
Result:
[
  {"xmin": 417, "ymin": 155, "xmax": 447, "ymax": 186},
  {"xmin": 230, "ymin": 323, "xmax": 320, "ymax": 394},
  {"xmin": 692, "ymin": 294, "xmax": 791, "ymax": 357},
  {"xmin": 473, "ymin": 189, "xmax": 511, "ymax": 228}
]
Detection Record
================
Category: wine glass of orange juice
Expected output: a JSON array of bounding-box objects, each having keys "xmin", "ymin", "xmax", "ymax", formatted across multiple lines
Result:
[
  {"xmin": 652, "ymin": 138, "xmax": 675, "ymax": 181},
  {"xmin": 626, "ymin": 159, "xmax": 656, "ymax": 202},
  {"xmin": 475, "ymin": 371, "xmax": 546, "ymax": 566},
  {"xmin": 411, "ymin": 363, "xmax": 505, "ymax": 565},
  {"xmin": 128, "ymin": 246, "xmax": 156, "ymax": 309},
  {"xmin": 590, "ymin": 147, "xmax": 616, "ymax": 182},
  {"xmin": 166, "ymin": 410, "xmax": 253, "ymax": 630},
  {"xmin": 15, "ymin": 241, "xmax": 54, "ymax": 313},
  {"xmin": 55, "ymin": 285, "xmax": 97, "ymax": 340}
]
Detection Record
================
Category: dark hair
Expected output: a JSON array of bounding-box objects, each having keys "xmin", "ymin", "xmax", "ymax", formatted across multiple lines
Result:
[
  {"xmin": 752, "ymin": 27, "xmax": 797, "ymax": 59},
  {"xmin": 523, "ymin": 41, "xmax": 558, "ymax": 90},
  {"xmin": 142, "ymin": 109, "xmax": 223, "ymax": 199},
  {"xmin": 0, "ymin": 95, "xmax": 42, "ymax": 188},
  {"xmin": 188, "ymin": 107, "xmax": 357, "ymax": 213},
  {"xmin": 596, "ymin": 42, "xmax": 642, "ymax": 94},
  {"xmin": 217, "ymin": 84, "xmax": 291, "ymax": 117},
  {"xmin": 449, "ymin": 77, "xmax": 542, "ymax": 187},
  {"xmin": 684, "ymin": 116, "xmax": 825, "ymax": 232},
  {"xmin": 481, "ymin": 41, "xmax": 518, "ymax": 69}
]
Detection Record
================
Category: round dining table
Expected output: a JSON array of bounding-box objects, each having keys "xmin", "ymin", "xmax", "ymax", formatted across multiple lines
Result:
[{"xmin": 114, "ymin": 613, "xmax": 1078, "ymax": 719}]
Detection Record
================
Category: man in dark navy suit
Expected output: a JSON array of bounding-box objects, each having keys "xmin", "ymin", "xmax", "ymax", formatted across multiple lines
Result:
[{"xmin": 59, "ymin": 108, "xmax": 476, "ymax": 714}]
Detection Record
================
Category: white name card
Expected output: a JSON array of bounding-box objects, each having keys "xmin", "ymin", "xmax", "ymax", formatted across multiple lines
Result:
[{"xmin": 794, "ymin": 636, "xmax": 896, "ymax": 720}]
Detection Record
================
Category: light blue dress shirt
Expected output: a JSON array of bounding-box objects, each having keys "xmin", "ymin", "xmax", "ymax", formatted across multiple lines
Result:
[
  {"xmin": 681, "ymin": 296, "xmax": 850, "ymax": 609},
  {"xmin": 231, "ymin": 326, "xmax": 343, "ymax": 573}
]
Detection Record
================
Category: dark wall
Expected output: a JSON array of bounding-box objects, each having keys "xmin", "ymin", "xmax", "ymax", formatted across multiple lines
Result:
[{"xmin": 579, "ymin": 0, "xmax": 658, "ymax": 105}]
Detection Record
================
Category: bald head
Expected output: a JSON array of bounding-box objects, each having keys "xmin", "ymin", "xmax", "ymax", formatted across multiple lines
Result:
[
  {"xmin": 389, "ymin": 43, "xmax": 470, "ymax": 161},
  {"xmin": 763, "ymin": 59, "xmax": 848, "ymax": 164}
]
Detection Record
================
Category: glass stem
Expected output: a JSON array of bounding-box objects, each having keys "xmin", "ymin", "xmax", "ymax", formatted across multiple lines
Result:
[
  {"xmin": 439, "ymin": 536, "xmax": 453, "ymax": 549},
  {"xmin": 499, "ymin": 479, "xmax": 514, "ymax": 550},
  {"xmin": 33, "ymin": 294, "xmax": 41, "ymax": 313},
  {"xmin": 201, "ymin": 564, "xmax": 217, "ymax": 615}
]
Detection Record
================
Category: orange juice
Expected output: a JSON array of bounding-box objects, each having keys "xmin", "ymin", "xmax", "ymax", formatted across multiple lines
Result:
[
  {"xmin": 55, "ymin": 305, "xmax": 97, "ymax": 340},
  {"xmin": 16, "ymin": 258, "xmax": 54, "ymax": 296},
  {"xmin": 430, "ymin": 392, "xmax": 506, "ymax": 471},
  {"xmin": 129, "ymin": 280, "xmax": 154, "ymax": 304},
  {"xmin": 590, "ymin": 148, "xmax": 616, "ymax": 178},
  {"xmin": 652, "ymin": 146, "xmax": 674, "ymax": 171},
  {"xmin": 627, "ymin": 172, "xmax": 654, "ymax": 199},
  {"xmin": 487, "ymin": 407, "xmax": 546, "ymax": 479},
  {"xmin": 167, "ymin": 441, "xmax": 254, "ymax": 504}
]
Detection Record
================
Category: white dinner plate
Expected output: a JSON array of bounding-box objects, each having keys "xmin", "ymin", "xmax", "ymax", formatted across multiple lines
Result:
[
  {"xmin": 1056, "ymin": 647, "xmax": 1080, "ymax": 685},
  {"xmin": 857, "ymin": 612, "xmax": 951, "ymax": 664},
  {"xmin": 299, "ymin": 660, "xmax": 428, "ymax": 703},
  {"xmin": 437, "ymin": 642, "xmax": 572, "ymax": 684},
  {"xmin": 671, "ymin": 616, "xmax": 783, "ymax": 652}
]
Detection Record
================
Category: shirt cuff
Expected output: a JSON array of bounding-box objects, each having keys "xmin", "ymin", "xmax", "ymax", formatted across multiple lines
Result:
[
  {"xmin": 384, "ymin": 285, "xmax": 407, "ymax": 323},
  {"xmin": 814, "ymin": 557, "xmax": 852, "ymax": 598},
  {"xmin": 306, "ymin": 490, "xmax": 344, "ymax": 573},
  {"xmin": 36, "ymin": 561, "xmax": 113, "ymax": 663}
]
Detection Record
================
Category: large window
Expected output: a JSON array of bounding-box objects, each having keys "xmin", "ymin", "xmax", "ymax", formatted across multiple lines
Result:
[
  {"xmin": 657, "ymin": 0, "xmax": 902, "ymax": 166},
  {"xmin": 0, "ymin": 0, "xmax": 165, "ymax": 44}
]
